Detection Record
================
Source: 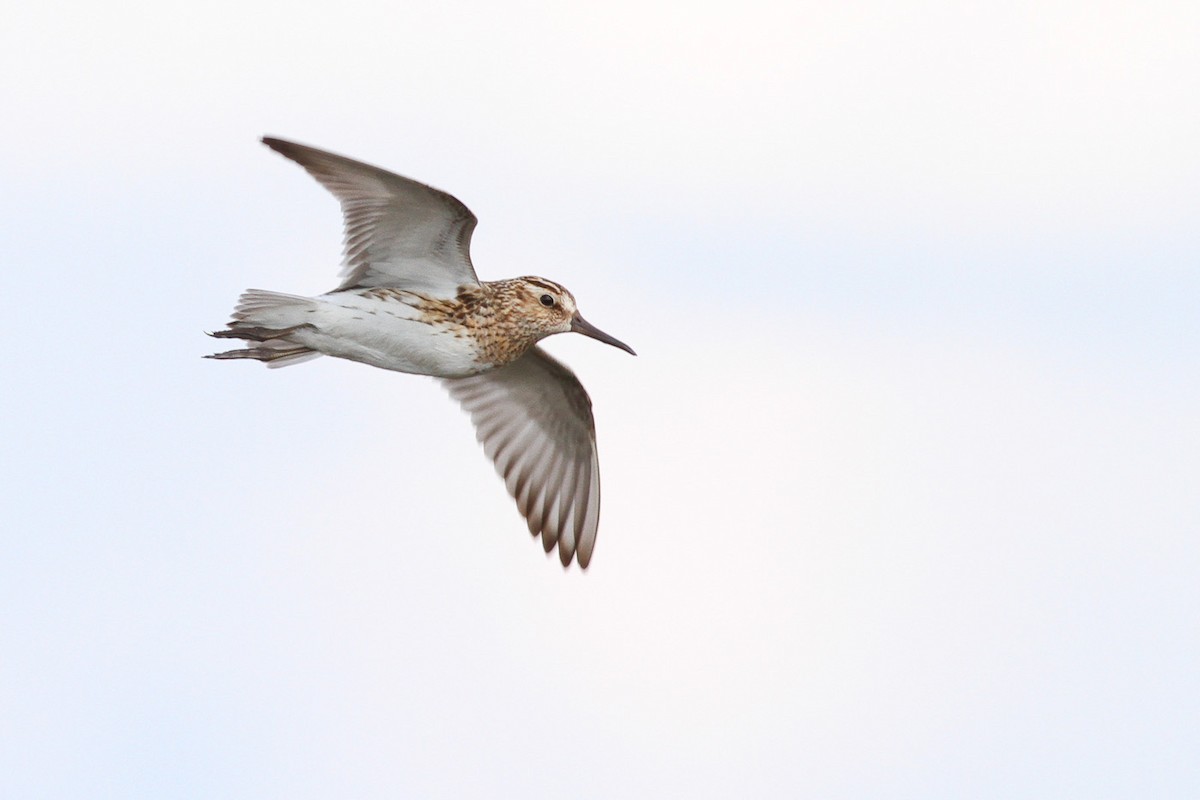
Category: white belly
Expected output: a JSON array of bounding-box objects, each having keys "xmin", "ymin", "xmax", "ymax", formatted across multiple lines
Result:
[{"xmin": 293, "ymin": 291, "xmax": 486, "ymax": 378}]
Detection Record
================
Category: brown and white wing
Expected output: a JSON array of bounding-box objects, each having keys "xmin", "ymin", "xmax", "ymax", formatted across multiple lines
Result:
[
  {"xmin": 443, "ymin": 346, "xmax": 602, "ymax": 569},
  {"xmin": 262, "ymin": 137, "xmax": 480, "ymax": 297}
]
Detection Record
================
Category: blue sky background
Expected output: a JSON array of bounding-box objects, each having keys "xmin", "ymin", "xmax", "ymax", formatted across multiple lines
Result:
[{"xmin": 2, "ymin": 2, "xmax": 1197, "ymax": 797}]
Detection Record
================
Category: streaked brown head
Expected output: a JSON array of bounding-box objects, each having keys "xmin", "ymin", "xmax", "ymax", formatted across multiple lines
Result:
[{"xmin": 513, "ymin": 277, "xmax": 635, "ymax": 355}]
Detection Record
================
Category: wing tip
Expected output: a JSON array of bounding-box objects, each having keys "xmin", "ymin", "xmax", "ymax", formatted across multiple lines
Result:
[{"xmin": 261, "ymin": 135, "xmax": 302, "ymax": 161}]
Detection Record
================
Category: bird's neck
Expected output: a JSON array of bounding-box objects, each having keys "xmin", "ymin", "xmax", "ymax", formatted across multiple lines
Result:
[{"xmin": 464, "ymin": 281, "xmax": 542, "ymax": 366}]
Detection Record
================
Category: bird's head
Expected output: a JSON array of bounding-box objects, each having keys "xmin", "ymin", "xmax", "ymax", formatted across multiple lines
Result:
[{"xmin": 515, "ymin": 277, "xmax": 636, "ymax": 355}]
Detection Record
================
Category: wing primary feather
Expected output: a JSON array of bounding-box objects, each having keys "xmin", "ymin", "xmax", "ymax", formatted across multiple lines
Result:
[{"xmin": 577, "ymin": 455, "xmax": 601, "ymax": 568}]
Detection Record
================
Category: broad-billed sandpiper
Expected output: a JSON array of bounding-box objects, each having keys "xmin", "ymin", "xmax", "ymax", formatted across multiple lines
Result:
[{"xmin": 208, "ymin": 137, "xmax": 634, "ymax": 569}]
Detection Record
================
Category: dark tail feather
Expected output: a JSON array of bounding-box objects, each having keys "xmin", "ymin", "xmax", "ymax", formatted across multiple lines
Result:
[
  {"xmin": 208, "ymin": 324, "xmax": 312, "ymax": 342},
  {"xmin": 204, "ymin": 331, "xmax": 321, "ymax": 368}
]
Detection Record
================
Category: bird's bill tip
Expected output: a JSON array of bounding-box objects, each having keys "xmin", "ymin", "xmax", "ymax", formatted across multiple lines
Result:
[{"xmin": 570, "ymin": 314, "xmax": 636, "ymax": 356}]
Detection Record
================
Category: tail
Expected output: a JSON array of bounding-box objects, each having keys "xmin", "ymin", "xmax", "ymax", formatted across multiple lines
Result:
[{"xmin": 205, "ymin": 289, "xmax": 323, "ymax": 368}]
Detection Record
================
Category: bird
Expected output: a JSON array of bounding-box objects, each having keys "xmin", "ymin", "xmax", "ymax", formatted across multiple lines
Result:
[{"xmin": 207, "ymin": 137, "xmax": 635, "ymax": 569}]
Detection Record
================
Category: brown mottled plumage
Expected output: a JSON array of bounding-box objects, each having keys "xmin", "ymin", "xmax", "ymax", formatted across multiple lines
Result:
[{"xmin": 207, "ymin": 137, "xmax": 634, "ymax": 569}]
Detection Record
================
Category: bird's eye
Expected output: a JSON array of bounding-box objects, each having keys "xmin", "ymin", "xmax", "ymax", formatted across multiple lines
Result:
[{"xmin": 539, "ymin": 294, "xmax": 555, "ymax": 307}]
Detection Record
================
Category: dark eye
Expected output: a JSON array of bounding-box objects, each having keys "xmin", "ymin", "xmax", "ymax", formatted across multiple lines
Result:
[{"xmin": 539, "ymin": 294, "xmax": 555, "ymax": 307}]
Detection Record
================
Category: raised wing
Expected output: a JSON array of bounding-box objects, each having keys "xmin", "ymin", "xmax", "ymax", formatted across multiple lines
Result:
[
  {"xmin": 443, "ymin": 347, "xmax": 602, "ymax": 568},
  {"xmin": 262, "ymin": 137, "xmax": 480, "ymax": 297}
]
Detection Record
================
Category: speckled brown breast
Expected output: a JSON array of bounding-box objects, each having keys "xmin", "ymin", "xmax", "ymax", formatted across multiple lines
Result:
[{"xmin": 362, "ymin": 282, "xmax": 542, "ymax": 369}]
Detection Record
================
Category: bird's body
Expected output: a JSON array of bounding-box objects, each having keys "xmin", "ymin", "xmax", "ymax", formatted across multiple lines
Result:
[
  {"xmin": 208, "ymin": 137, "xmax": 634, "ymax": 568},
  {"xmin": 217, "ymin": 279, "xmax": 563, "ymax": 377}
]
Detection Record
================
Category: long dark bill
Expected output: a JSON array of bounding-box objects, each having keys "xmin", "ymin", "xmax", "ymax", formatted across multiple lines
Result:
[{"xmin": 571, "ymin": 314, "xmax": 636, "ymax": 356}]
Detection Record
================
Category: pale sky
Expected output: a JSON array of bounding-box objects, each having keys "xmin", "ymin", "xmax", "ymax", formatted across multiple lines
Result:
[{"xmin": 2, "ymin": 1, "xmax": 1197, "ymax": 798}]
